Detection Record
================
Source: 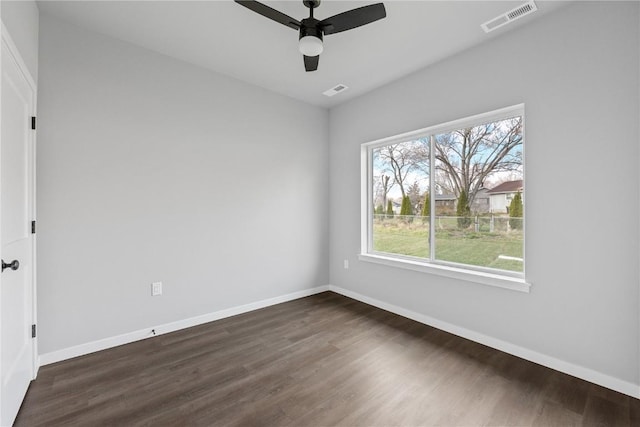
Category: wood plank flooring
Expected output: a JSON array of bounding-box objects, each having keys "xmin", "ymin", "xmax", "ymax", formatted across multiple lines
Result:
[{"xmin": 15, "ymin": 292, "xmax": 640, "ymax": 426}]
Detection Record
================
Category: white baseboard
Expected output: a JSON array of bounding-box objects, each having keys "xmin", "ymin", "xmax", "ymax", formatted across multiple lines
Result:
[
  {"xmin": 328, "ymin": 285, "xmax": 640, "ymax": 400},
  {"xmin": 39, "ymin": 285, "xmax": 330, "ymax": 366}
]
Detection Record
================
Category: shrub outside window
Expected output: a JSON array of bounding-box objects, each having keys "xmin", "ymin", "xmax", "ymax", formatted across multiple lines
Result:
[{"xmin": 362, "ymin": 105, "xmax": 525, "ymax": 285}]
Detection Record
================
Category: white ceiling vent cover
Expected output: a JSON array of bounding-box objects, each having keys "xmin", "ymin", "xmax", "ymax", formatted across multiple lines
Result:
[
  {"xmin": 481, "ymin": 1, "xmax": 538, "ymax": 33},
  {"xmin": 323, "ymin": 84, "xmax": 349, "ymax": 97}
]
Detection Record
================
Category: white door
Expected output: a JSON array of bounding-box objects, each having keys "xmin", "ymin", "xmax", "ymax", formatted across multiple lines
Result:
[{"xmin": 0, "ymin": 31, "xmax": 36, "ymax": 427}]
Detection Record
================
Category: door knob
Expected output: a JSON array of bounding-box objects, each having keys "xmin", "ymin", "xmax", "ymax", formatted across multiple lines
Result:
[{"xmin": 1, "ymin": 259, "xmax": 19, "ymax": 272}]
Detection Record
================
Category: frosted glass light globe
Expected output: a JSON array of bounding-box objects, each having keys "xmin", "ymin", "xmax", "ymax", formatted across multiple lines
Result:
[{"xmin": 299, "ymin": 36, "xmax": 323, "ymax": 57}]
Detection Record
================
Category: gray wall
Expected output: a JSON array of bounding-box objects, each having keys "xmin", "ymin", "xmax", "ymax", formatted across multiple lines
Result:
[
  {"xmin": 1, "ymin": 0, "xmax": 39, "ymax": 81},
  {"xmin": 37, "ymin": 14, "xmax": 329, "ymax": 354},
  {"xmin": 329, "ymin": 1, "xmax": 639, "ymax": 385}
]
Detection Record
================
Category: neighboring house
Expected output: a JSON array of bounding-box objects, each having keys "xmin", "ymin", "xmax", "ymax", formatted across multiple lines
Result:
[
  {"xmin": 488, "ymin": 180, "xmax": 523, "ymax": 214},
  {"xmin": 433, "ymin": 189, "xmax": 490, "ymax": 215},
  {"xmin": 471, "ymin": 188, "xmax": 491, "ymax": 214},
  {"xmin": 434, "ymin": 194, "xmax": 457, "ymax": 214},
  {"xmin": 392, "ymin": 200, "xmax": 402, "ymax": 214}
]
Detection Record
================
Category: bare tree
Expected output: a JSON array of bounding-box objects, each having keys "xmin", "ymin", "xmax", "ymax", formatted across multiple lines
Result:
[
  {"xmin": 434, "ymin": 169, "xmax": 456, "ymax": 195},
  {"xmin": 373, "ymin": 173, "xmax": 394, "ymax": 210},
  {"xmin": 380, "ymin": 174, "xmax": 391, "ymax": 208},
  {"xmin": 375, "ymin": 141, "xmax": 428, "ymax": 198},
  {"xmin": 406, "ymin": 181, "xmax": 422, "ymax": 210},
  {"xmin": 434, "ymin": 117, "xmax": 522, "ymax": 204}
]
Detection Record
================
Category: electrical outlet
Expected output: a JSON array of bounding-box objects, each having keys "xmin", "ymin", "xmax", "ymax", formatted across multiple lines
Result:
[
  {"xmin": 344, "ymin": 259, "xmax": 349, "ymax": 269},
  {"xmin": 151, "ymin": 282, "xmax": 162, "ymax": 296}
]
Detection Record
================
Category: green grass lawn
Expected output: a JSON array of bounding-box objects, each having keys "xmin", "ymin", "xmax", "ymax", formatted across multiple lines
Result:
[{"xmin": 373, "ymin": 218, "xmax": 523, "ymax": 272}]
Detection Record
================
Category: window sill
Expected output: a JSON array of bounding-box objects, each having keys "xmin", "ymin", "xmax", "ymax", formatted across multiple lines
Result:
[{"xmin": 358, "ymin": 253, "xmax": 531, "ymax": 293}]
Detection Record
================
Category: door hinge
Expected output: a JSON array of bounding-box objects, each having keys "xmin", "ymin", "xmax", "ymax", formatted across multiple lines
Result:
[
  {"xmin": 31, "ymin": 116, "xmax": 36, "ymax": 130},
  {"xmin": 31, "ymin": 220, "xmax": 36, "ymax": 234},
  {"xmin": 31, "ymin": 324, "xmax": 36, "ymax": 338}
]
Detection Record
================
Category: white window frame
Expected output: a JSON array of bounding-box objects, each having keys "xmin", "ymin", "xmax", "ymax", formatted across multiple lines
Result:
[{"xmin": 359, "ymin": 104, "xmax": 530, "ymax": 293}]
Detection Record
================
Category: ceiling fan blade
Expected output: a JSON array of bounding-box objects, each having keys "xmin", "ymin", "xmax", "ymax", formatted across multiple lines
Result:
[
  {"xmin": 235, "ymin": 1, "xmax": 301, "ymax": 30},
  {"xmin": 304, "ymin": 55, "xmax": 319, "ymax": 72},
  {"xmin": 319, "ymin": 3, "xmax": 386, "ymax": 35}
]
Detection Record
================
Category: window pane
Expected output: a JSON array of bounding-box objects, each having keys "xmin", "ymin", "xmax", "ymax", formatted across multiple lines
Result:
[
  {"xmin": 433, "ymin": 116, "xmax": 523, "ymax": 272},
  {"xmin": 372, "ymin": 139, "xmax": 430, "ymax": 258}
]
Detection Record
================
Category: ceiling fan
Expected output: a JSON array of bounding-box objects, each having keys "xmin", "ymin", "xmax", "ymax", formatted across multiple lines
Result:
[{"xmin": 235, "ymin": 0, "xmax": 386, "ymax": 72}]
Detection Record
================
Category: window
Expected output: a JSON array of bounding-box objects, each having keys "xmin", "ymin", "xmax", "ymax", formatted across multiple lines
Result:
[{"xmin": 361, "ymin": 105, "xmax": 527, "ymax": 291}]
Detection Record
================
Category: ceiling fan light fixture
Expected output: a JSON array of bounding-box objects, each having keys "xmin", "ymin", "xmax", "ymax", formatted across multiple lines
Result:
[
  {"xmin": 235, "ymin": 1, "xmax": 387, "ymax": 72},
  {"xmin": 299, "ymin": 35, "xmax": 323, "ymax": 56}
]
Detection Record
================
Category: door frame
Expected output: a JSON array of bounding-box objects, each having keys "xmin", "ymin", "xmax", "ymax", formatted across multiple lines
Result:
[{"xmin": 0, "ymin": 18, "xmax": 38, "ymax": 405}]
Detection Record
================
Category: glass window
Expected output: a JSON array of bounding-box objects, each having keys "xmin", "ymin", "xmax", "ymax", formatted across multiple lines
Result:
[{"xmin": 363, "ymin": 105, "xmax": 524, "ymax": 279}]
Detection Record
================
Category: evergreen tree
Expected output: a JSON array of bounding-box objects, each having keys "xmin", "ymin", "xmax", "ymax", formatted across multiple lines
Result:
[
  {"xmin": 509, "ymin": 192, "xmax": 523, "ymax": 230},
  {"xmin": 375, "ymin": 204, "xmax": 384, "ymax": 216},
  {"xmin": 456, "ymin": 190, "xmax": 471, "ymax": 228},
  {"xmin": 400, "ymin": 196, "xmax": 413, "ymax": 216},
  {"xmin": 386, "ymin": 200, "xmax": 394, "ymax": 218},
  {"xmin": 421, "ymin": 192, "xmax": 430, "ymax": 217}
]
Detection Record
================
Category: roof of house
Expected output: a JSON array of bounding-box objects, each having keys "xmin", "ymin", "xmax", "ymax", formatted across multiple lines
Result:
[
  {"xmin": 435, "ymin": 194, "xmax": 457, "ymax": 201},
  {"xmin": 488, "ymin": 180, "xmax": 523, "ymax": 194}
]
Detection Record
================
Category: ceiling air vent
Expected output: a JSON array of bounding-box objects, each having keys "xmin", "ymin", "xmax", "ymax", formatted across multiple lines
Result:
[
  {"xmin": 323, "ymin": 84, "xmax": 349, "ymax": 97},
  {"xmin": 481, "ymin": 1, "xmax": 538, "ymax": 33}
]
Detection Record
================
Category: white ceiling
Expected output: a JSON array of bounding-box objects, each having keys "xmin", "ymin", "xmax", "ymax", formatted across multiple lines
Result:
[{"xmin": 37, "ymin": 0, "xmax": 569, "ymax": 108}]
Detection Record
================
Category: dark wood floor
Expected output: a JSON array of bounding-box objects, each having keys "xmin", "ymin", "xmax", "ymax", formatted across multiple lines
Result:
[{"xmin": 15, "ymin": 292, "xmax": 640, "ymax": 426}]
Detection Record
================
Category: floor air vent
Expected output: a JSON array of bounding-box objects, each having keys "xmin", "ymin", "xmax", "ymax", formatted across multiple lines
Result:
[{"xmin": 481, "ymin": 1, "xmax": 537, "ymax": 33}]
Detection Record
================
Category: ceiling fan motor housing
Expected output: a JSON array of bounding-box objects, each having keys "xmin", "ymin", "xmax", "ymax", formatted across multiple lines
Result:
[
  {"xmin": 299, "ymin": 18, "xmax": 323, "ymax": 42},
  {"xmin": 303, "ymin": 0, "xmax": 321, "ymax": 9}
]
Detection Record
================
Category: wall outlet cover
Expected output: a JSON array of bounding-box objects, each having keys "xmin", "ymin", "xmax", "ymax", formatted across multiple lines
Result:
[{"xmin": 151, "ymin": 282, "xmax": 162, "ymax": 296}]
